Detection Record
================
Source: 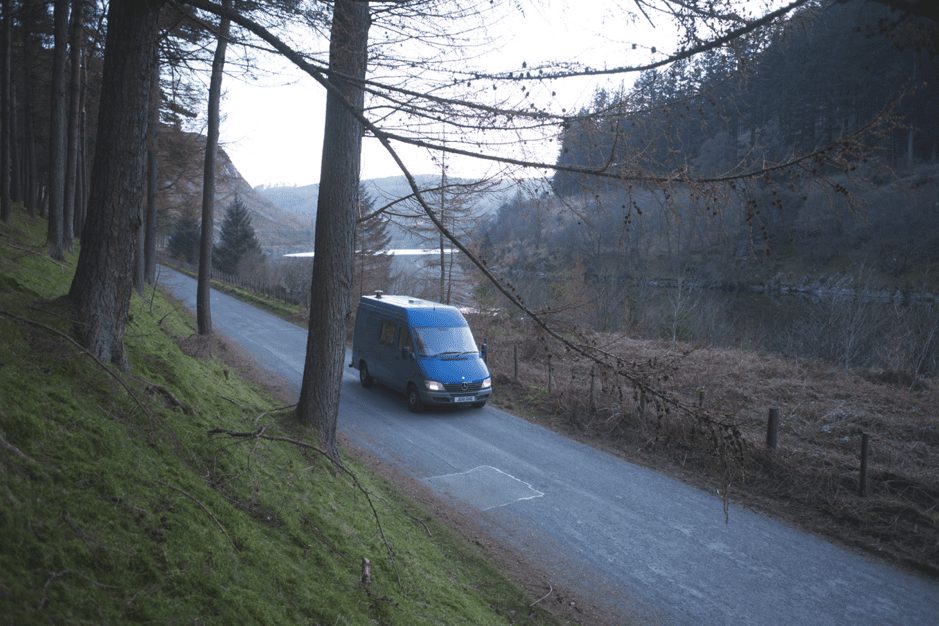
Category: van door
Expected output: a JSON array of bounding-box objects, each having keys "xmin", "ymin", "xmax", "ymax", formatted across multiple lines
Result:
[
  {"xmin": 371, "ymin": 318, "xmax": 397, "ymax": 384},
  {"xmin": 395, "ymin": 325, "xmax": 420, "ymax": 389}
]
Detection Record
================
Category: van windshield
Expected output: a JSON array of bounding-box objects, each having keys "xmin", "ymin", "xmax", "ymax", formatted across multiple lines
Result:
[{"xmin": 413, "ymin": 326, "xmax": 478, "ymax": 357}]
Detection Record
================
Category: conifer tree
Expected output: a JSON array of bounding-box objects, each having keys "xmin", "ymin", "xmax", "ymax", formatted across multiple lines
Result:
[
  {"xmin": 213, "ymin": 195, "xmax": 261, "ymax": 276},
  {"xmin": 353, "ymin": 185, "xmax": 392, "ymax": 300},
  {"xmin": 167, "ymin": 214, "xmax": 201, "ymax": 264}
]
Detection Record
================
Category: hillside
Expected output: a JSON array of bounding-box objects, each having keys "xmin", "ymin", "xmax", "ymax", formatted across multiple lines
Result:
[
  {"xmin": 157, "ymin": 129, "xmax": 313, "ymax": 254},
  {"xmin": 0, "ymin": 207, "xmax": 558, "ymax": 624},
  {"xmin": 257, "ymin": 175, "xmax": 514, "ymax": 251}
]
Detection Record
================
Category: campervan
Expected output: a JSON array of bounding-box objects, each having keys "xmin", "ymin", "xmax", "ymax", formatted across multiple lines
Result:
[{"xmin": 351, "ymin": 292, "xmax": 491, "ymax": 412}]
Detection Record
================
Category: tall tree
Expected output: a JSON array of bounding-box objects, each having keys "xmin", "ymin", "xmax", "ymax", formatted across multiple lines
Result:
[
  {"xmin": 144, "ymin": 44, "xmax": 160, "ymax": 285},
  {"xmin": 63, "ymin": 0, "xmax": 85, "ymax": 244},
  {"xmin": 295, "ymin": 0, "xmax": 370, "ymax": 460},
  {"xmin": 69, "ymin": 0, "xmax": 162, "ymax": 366},
  {"xmin": 196, "ymin": 0, "xmax": 231, "ymax": 335},
  {"xmin": 0, "ymin": 0, "xmax": 10, "ymax": 223},
  {"xmin": 212, "ymin": 195, "xmax": 260, "ymax": 275},
  {"xmin": 46, "ymin": 0, "xmax": 68, "ymax": 257}
]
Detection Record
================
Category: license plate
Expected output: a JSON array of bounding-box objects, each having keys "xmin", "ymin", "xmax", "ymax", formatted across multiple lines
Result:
[{"xmin": 454, "ymin": 395, "xmax": 475, "ymax": 403}]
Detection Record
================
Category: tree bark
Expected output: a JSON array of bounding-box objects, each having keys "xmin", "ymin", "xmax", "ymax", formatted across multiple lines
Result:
[
  {"xmin": 144, "ymin": 44, "xmax": 160, "ymax": 285},
  {"xmin": 295, "ymin": 0, "xmax": 370, "ymax": 460},
  {"xmin": 0, "ymin": 0, "xmax": 11, "ymax": 223},
  {"xmin": 46, "ymin": 0, "xmax": 68, "ymax": 258},
  {"xmin": 69, "ymin": 0, "xmax": 162, "ymax": 366},
  {"xmin": 197, "ymin": 0, "xmax": 231, "ymax": 335},
  {"xmin": 63, "ymin": 0, "xmax": 85, "ymax": 246},
  {"xmin": 19, "ymin": 0, "xmax": 41, "ymax": 216},
  {"xmin": 74, "ymin": 53, "xmax": 87, "ymax": 234}
]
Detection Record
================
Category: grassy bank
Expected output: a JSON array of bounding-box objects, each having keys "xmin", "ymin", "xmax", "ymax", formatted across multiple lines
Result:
[{"xmin": 0, "ymin": 209, "xmax": 557, "ymax": 624}]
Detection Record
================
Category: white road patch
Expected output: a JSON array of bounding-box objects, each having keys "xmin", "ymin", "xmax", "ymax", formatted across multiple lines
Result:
[{"xmin": 424, "ymin": 465, "xmax": 544, "ymax": 511}]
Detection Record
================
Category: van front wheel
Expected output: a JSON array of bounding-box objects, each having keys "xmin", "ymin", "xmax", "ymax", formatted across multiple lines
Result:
[
  {"xmin": 406, "ymin": 384, "xmax": 423, "ymax": 413},
  {"xmin": 359, "ymin": 362, "xmax": 373, "ymax": 388}
]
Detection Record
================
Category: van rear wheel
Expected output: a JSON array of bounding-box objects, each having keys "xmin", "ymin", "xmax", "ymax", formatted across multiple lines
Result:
[
  {"xmin": 406, "ymin": 384, "xmax": 423, "ymax": 413},
  {"xmin": 359, "ymin": 362, "xmax": 373, "ymax": 388}
]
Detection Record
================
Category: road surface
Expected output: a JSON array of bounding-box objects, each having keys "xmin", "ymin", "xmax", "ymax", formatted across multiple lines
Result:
[{"xmin": 160, "ymin": 267, "xmax": 939, "ymax": 625}]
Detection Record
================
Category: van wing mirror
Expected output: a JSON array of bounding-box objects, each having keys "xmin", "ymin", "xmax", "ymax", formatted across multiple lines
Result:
[
  {"xmin": 400, "ymin": 346, "xmax": 412, "ymax": 359},
  {"xmin": 480, "ymin": 340, "xmax": 488, "ymax": 363}
]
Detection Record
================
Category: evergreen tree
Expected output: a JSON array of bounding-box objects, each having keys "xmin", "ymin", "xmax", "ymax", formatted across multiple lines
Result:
[
  {"xmin": 213, "ymin": 196, "xmax": 261, "ymax": 275},
  {"xmin": 167, "ymin": 214, "xmax": 201, "ymax": 264},
  {"xmin": 353, "ymin": 185, "xmax": 393, "ymax": 299}
]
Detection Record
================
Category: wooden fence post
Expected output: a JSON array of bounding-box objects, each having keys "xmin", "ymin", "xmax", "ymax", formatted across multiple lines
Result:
[
  {"xmin": 859, "ymin": 433, "xmax": 870, "ymax": 497},
  {"xmin": 766, "ymin": 407, "xmax": 779, "ymax": 449},
  {"xmin": 547, "ymin": 354, "xmax": 552, "ymax": 394},
  {"xmin": 589, "ymin": 368, "xmax": 596, "ymax": 412}
]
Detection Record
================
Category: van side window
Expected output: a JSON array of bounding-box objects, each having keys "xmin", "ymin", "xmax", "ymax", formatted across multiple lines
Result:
[
  {"xmin": 398, "ymin": 327, "xmax": 411, "ymax": 350},
  {"xmin": 379, "ymin": 320, "xmax": 396, "ymax": 346}
]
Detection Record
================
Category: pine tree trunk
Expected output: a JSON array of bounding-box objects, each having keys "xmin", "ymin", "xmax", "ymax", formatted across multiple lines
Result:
[
  {"xmin": 68, "ymin": 0, "xmax": 161, "ymax": 366},
  {"xmin": 12, "ymin": 77, "xmax": 23, "ymax": 204},
  {"xmin": 46, "ymin": 0, "xmax": 68, "ymax": 258},
  {"xmin": 8, "ymin": 43, "xmax": 20, "ymax": 204},
  {"xmin": 20, "ymin": 2, "xmax": 38, "ymax": 216},
  {"xmin": 63, "ymin": 0, "xmax": 84, "ymax": 247},
  {"xmin": 144, "ymin": 45, "xmax": 159, "ymax": 285},
  {"xmin": 197, "ymin": 0, "xmax": 231, "ymax": 335},
  {"xmin": 296, "ymin": 0, "xmax": 370, "ymax": 460},
  {"xmin": 0, "ymin": 0, "xmax": 11, "ymax": 223},
  {"xmin": 74, "ymin": 54, "xmax": 87, "ymax": 233}
]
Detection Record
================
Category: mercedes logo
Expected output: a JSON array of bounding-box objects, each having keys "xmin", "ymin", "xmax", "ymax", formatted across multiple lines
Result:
[{"xmin": 461, "ymin": 382, "xmax": 468, "ymax": 391}]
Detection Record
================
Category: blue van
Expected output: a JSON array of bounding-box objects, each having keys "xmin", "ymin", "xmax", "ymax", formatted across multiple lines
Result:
[{"xmin": 351, "ymin": 292, "xmax": 492, "ymax": 412}]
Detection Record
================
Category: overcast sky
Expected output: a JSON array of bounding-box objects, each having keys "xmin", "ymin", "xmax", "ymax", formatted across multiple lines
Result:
[{"xmin": 217, "ymin": 1, "xmax": 724, "ymax": 188}]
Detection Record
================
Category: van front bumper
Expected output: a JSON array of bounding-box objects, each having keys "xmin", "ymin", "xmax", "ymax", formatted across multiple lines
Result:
[{"xmin": 423, "ymin": 388, "xmax": 492, "ymax": 405}]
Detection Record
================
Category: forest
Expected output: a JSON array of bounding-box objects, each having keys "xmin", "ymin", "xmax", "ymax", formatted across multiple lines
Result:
[{"xmin": 478, "ymin": 1, "xmax": 939, "ymax": 376}]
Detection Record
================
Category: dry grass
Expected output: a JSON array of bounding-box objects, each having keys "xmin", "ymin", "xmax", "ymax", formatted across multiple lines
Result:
[{"xmin": 473, "ymin": 316, "xmax": 939, "ymax": 577}]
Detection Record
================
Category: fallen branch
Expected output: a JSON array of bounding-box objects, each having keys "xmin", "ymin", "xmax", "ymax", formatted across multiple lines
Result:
[
  {"xmin": 254, "ymin": 404, "xmax": 297, "ymax": 426},
  {"xmin": 207, "ymin": 427, "xmax": 395, "ymax": 568},
  {"xmin": 38, "ymin": 570, "xmax": 69, "ymax": 610},
  {"xmin": 406, "ymin": 513, "xmax": 432, "ymax": 537},
  {"xmin": 0, "ymin": 308, "xmax": 155, "ymax": 421},
  {"xmin": 157, "ymin": 480, "xmax": 234, "ymax": 548},
  {"xmin": 144, "ymin": 382, "xmax": 193, "ymax": 414},
  {"xmin": 530, "ymin": 581, "xmax": 553, "ymax": 608},
  {"xmin": 125, "ymin": 373, "xmax": 194, "ymax": 415},
  {"xmin": 0, "ymin": 434, "xmax": 35, "ymax": 464}
]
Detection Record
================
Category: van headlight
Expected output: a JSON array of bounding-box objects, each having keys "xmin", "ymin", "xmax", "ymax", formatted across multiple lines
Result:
[
  {"xmin": 481, "ymin": 377, "xmax": 491, "ymax": 389},
  {"xmin": 425, "ymin": 380, "xmax": 444, "ymax": 391}
]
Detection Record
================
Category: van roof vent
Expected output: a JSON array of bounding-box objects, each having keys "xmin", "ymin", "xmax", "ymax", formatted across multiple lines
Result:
[{"xmin": 374, "ymin": 290, "xmax": 383, "ymax": 299}]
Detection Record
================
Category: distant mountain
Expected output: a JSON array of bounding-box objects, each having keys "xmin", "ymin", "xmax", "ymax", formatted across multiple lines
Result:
[
  {"xmin": 256, "ymin": 175, "xmax": 523, "ymax": 252},
  {"xmin": 157, "ymin": 129, "xmax": 313, "ymax": 254}
]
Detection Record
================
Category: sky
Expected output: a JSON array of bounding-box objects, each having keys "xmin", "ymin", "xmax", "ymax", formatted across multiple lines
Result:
[{"xmin": 215, "ymin": 1, "xmax": 743, "ymax": 188}]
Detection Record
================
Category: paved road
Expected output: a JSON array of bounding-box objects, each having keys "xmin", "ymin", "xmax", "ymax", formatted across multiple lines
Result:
[{"xmin": 160, "ymin": 267, "xmax": 939, "ymax": 625}]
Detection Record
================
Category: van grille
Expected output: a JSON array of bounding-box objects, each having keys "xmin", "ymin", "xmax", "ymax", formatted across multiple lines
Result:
[{"xmin": 444, "ymin": 382, "xmax": 482, "ymax": 393}]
